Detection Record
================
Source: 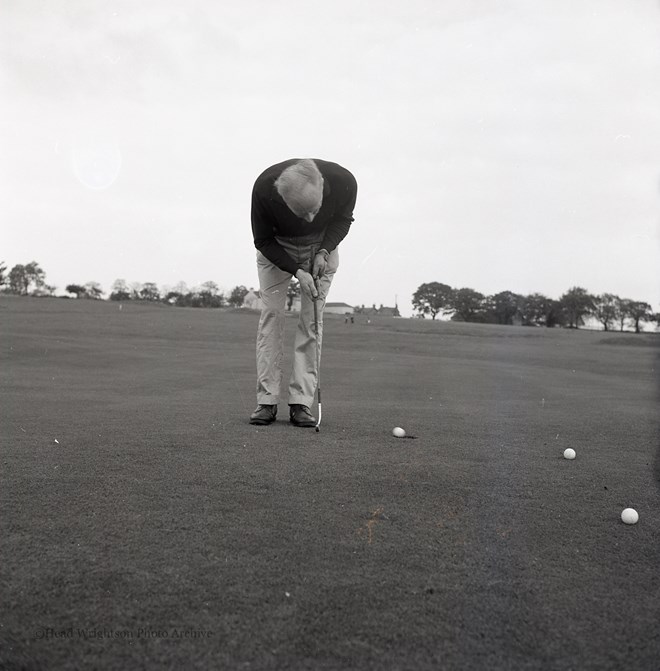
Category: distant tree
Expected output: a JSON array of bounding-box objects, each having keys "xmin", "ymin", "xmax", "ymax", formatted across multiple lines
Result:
[
  {"xmin": 0, "ymin": 262, "xmax": 7, "ymax": 289},
  {"xmin": 11, "ymin": 267, "xmax": 25, "ymax": 294},
  {"xmin": 160, "ymin": 282, "xmax": 191, "ymax": 307},
  {"xmin": 200, "ymin": 280, "xmax": 219, "ymax": 296},
  {"xmin": 24, "ymin": 262, "xmax": 46, "ymax": 294},
  {"xmin": 129, "ymin": 282, "xmax": 142, "ymax": 300},
  {"xmin": 520, "ymin": 293, "xmax": 541, "ymax": 326},
  {"xmin": 593, "ymin": 293, "xmax": 619, "ymax": 331},
  {"xmin": 450, "ymin": 288, "xmax": 485, "ymax": 322},
  {"xmin": 412, "ymin": 282, "xmax": 454, "ymax": 320},
  {"xmin": 139, "ymin": 282, "xmax": 160, "ymax": 302},
  {"xmin": 287, "ymin": 279, "xmax": 300, "ymax": 311},
  {"xmin": 165, "ymin": 290, "xmax": 185, "ymax": 306},
  {"xmin": 228, "ymin": 285, "xmax": 248, "ymax": 307},
  {"xmin": 615, "ymin": 297, "xmax": 633, "ymax": 332},
  {"xmin": 199, "ymin": 281, "xmax": 224, "ymax": 308},
  {"xmin": 8, "ymin": 264, "xmax": 26, "ymax": 294},
  {"xmin": 559, "ymin": 287, "xmax": 594, "ymax": 329},
  {"xmin": 84, "ymin": 282, "xmax": 103, "ymax": 300},
  {"xmin": 190, "ymin": 290, "xmax": 205, "ymax": 308},
  {"xmin": 110, "ymin": 279, "xmax": 131, "ymax": 301},
  {"xmin": 486, "ymin": 291, "xmax": 524, "ymax": 325},
  {"xmin": 543, "ymin": 299, "xmax": 566, "ymax": 328},
  {"xmin": 627, "ymin": 301, "xmax": 653, "ymax": 333},
  {"xmin": 66, "ymin": 284, "xmax": 87, "ymax": 298},
  {"xmin": 520, "ymin": 293, "xmax": 557, "ymax": 326}
]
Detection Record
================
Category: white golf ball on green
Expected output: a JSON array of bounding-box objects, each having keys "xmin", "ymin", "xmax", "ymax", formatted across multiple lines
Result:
[
  {"xmin": 392, "ymin": 427, "xmax": 406, "ymax": 438},
  {"xmin": 621, "ymin": 508, "xmax": 639, "ymax": 525},
  {"xmin": 563, "ymin": 448, "xmax": 576, "ymax": 460}
]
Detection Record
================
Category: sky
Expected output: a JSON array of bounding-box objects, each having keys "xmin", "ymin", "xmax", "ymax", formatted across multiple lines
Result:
[{"xmin": 2, "ymin": 0, "xmax": 659, "ymax": 317}]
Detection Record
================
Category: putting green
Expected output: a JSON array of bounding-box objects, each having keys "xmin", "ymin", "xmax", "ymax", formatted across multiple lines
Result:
[{"xmin": 1, "ymin": 296, "xmax": 658, "ymax": 670}]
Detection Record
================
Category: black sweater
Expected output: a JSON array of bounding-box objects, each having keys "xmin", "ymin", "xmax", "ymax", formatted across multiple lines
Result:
[{"xmin": 251, "ymin": 159, "xmax": 357, "ymax": 275}]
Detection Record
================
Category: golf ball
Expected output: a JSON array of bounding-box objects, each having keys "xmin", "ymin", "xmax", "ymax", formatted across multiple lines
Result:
[
  {"xmin": 563, "ymin": 448, "xmax": 576, "ymax": 460},
  {"xmin": 621, "ymin": 508, "xmax": 639, "ymax": 525},
  {"xmin": 392, "ymin": 427, "xmax": 406, "ymax": 438}
]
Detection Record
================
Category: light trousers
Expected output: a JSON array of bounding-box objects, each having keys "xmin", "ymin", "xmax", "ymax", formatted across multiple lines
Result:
[{"xmin": 255, "ymin": 232, "xmax": 339, "ymax": 407}]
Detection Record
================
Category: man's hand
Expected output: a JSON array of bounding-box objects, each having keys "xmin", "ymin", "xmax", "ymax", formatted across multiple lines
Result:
[
  {"xmin": 295, "ymin": 269, "xmax": 318, "ymax": 300},
  {"xmin": 311, "ymin": 250, "xmax": 329, "ymax": 280}
]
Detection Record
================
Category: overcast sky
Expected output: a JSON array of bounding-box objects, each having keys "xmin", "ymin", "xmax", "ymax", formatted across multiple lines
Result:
[{"xmin": 2, "ymin": 0, "xmax": 659, "ymax": 316}]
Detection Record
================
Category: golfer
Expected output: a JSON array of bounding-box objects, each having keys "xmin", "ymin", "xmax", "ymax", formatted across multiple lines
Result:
[{"xmin": 249, "ymin": 158, "xmax": 357, "ymax": 427}]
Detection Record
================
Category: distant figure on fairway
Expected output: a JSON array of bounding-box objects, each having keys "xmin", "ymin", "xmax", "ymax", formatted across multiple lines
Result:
[{"xmin": 249, "ymin": 158, "xmax": 357, "ymax": 427}]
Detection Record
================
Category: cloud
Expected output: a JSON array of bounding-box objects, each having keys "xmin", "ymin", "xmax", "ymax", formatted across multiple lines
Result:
[{"xmin": 1, "ymin": 0, "xmax": 658, "ymax": 309}]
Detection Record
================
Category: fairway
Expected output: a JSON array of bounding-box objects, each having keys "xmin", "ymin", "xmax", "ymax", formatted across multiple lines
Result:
[{"xmin": 1, "ymin": 296, "xmax": 659, "ymax": 670}]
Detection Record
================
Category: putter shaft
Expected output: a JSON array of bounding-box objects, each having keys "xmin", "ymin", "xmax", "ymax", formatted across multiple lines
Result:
[{"xmin": 313, "ymin": 282, "xmax": 322, "ymax": 431}]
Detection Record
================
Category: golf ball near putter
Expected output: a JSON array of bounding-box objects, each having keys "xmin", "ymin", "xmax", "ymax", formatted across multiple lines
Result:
[
  {"xmin": 392, "ymin": 427, "xmax": 406, "ymax": 438},
  {"xmin": 563, "ymin": 448, "xmax": 576, "ymax": 460},
  {"xmin": 621, "ymin": 508, "xmax": 639, "ymax": 525}
]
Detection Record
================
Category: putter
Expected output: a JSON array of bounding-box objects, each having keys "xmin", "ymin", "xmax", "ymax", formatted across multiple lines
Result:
[{"xmin": 313, "ymin": 280, "xmax": 322, "ymax": 432}]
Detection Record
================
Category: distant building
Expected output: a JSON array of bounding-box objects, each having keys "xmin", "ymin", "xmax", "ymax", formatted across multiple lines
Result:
[
  {"xmin": 324, "ymin": 302, "xmax": 354, "ymax": 315},
  {"xmin": 242, "ymin": 288, "xmax": 263, "ymax": 311},
  {"xmin": 354, "ymin": 303, "xmax": 401, "ymax": 317}
]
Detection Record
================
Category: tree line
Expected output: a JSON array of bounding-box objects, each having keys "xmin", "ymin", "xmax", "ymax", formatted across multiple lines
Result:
[
  {"xmin": 2, "ymin": 262, "xmax": 656, "ymax": 330},
  {"xmin": 412, "ymin": 282, "xmax": 658, "ymax": 333},
  {"xmin": 105, "ymin": 279, "xmax": 248, "ymax": 308},
  {"xmin": 0, "ymin": 261, "xmax": 251, "ymax": 309},
  {"xmin": 0, "ymin": 260, "xmax": 303, "ymax": 311}
]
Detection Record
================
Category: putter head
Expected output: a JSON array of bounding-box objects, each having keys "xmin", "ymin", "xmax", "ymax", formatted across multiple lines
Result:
[{"xmin": 315, "ymin": 427, "xmax": 320, "ymax": 433}]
